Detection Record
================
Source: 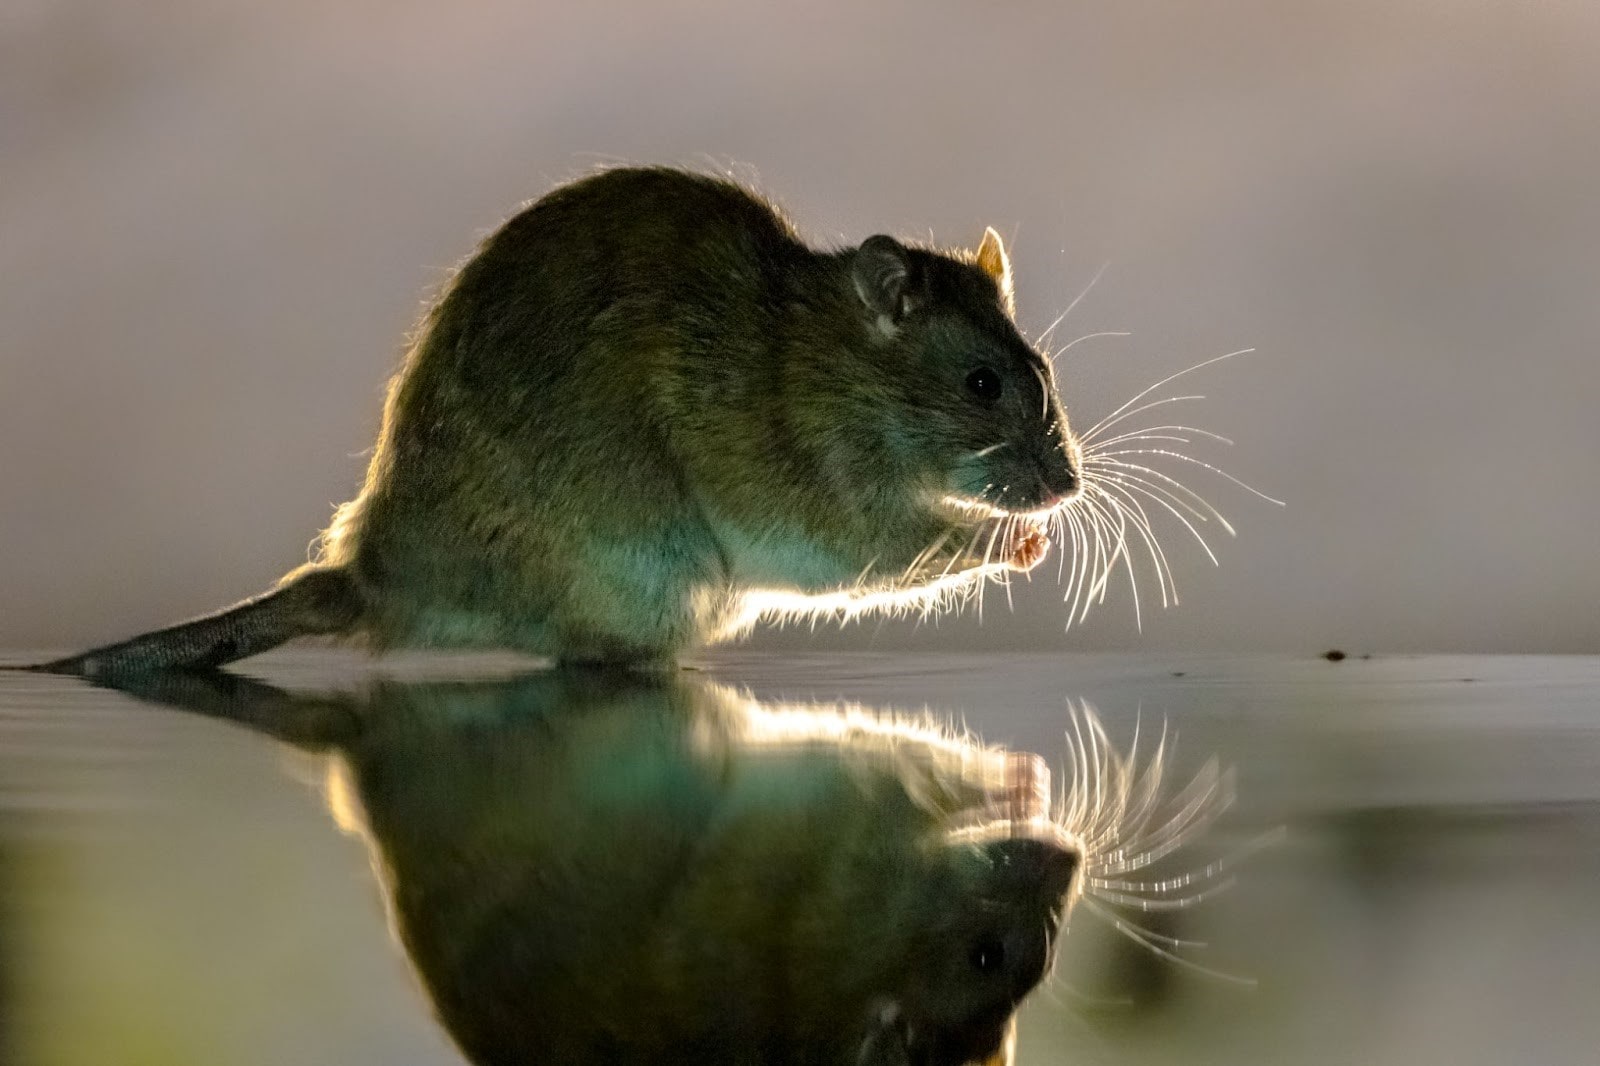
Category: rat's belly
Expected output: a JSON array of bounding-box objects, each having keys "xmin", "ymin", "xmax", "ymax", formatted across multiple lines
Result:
[{"xmin": 712, "ymin": 523, "xmax": 866, "ymax": 593}]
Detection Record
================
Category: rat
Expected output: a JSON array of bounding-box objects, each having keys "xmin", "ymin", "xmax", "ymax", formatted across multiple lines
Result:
[
  {"xmin": 28, "ymin": 166, "xmax": 1079, "ymax": 674},
  {"xmin": 96, "ymin": 668, "xmax": 1083, "ymax": 1065}
]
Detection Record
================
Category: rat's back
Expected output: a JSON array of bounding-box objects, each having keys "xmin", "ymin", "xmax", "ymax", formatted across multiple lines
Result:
[{"xmin": 328, "ymin": 168, "xmax": 811, "ymax": 662}]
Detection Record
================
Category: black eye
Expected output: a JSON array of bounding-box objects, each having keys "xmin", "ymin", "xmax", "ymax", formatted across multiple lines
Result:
[
  {"xmin": 969, "ymin": 935, "xmax": 1006, "ymax": 974},
  {"xmin": 965, "ymin": 366, "xmax": 1002, "ymax": 403}
]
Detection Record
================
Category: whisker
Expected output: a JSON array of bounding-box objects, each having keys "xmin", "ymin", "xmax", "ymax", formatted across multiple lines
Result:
[
  {"xmin": 1064, "ymin": 506, "xmax": 1096, "ymax": 631},
  {"xmin": 1082, "ymin": 902, "xmax": 1211, "ymax": 951},
  {"xmin": 1086, "ymin": 879, "xmax": 1237, "ymax": 912},
  {"xmin": 1089, "ymin": 826, "xmax": 1286, "ymax": 904},
  {"xmin": 1000, "ymin": 517, "xmax": 1018, "ymax": 614},
  {"xmin": 1082, "ymin": 484, "xmax": 1167, "ymax": 616},
  {"xmin": 1038, "ymin": 261, "xmax": 1111, "ymax": 347},
  {"xmin": 1051, "ymin": 329, "xmax": 1131, "ymax": 358},
  {"xmin": 1071, "ymin": 491, "xmax": 1129, "ymax": 627},
  {"xmin": 1088, "ymin": 424, "xmax": 1236, "ymax": 449},
  {"xmin": 1087, "ymin": 462, "xmax": 1227, "ymax": 528},
  {"xmin": 974, "ymin": 514, "xmax": 1009, "ymax": 626},
  {"xmin": 1077, "ymin": 490, "xmax": 1137, "ymax": 619},
  {"xmin": 1081, "ymin": 395, "xmax": 1206, "ymax": 445},
  {"xmin": 1080, "ymin": 347, "xmax": 1256, "ymax": 442},
  {"xmin": 1080, "ymin": 898, "xmax": 1257, "ymax": 988},
  {"xmin": 1093, "ymin": 475, "xmax": 1215, "ymax": 578},
  {"xmin": 1097, "ymin": 766, "xmax": 1233, "ymax": 877},
  {"xmin": 1046, "ymin": 706, "xmax": 1269, "ymax": 988},
  {"xmin": 1094, "ymin": 448, "xmax": 1285, "ymax": 508},
  {"xmin": 900, "ymin": 531, "xmax": 953, "ymax": 584}
]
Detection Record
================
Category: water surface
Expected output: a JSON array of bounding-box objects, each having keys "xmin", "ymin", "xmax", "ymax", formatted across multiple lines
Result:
[{"xmin": 3, "ymin": 651, "xmax": 1596, "ymax": 1065}]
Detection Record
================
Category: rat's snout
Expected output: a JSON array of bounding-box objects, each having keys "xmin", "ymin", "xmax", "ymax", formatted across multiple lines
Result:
[
  {"xmin": 981, "ymin": 834, "xmax": 1081, "ymax": 917},
  {"xmin": 1009, "ymin": 836, "xmax": 1080, "ymax": 910},
  {"xmin": 1036, "ymin": 467, "xmax": 1079, "ymax": 510},
  {"xmin": 1034, "ymin": 440, "xmax": 1082, "ymax": 510}
]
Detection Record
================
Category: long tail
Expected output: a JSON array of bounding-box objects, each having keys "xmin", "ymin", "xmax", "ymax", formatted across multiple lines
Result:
[{"xmin": 20, "ymin": 566, "xmax": 363, "ymax": 677}]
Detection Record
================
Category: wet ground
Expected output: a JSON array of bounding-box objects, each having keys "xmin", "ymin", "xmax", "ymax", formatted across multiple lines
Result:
[{"xmin": 3, "ymin": 650, "xmax": 1597, "ymax": 1065}]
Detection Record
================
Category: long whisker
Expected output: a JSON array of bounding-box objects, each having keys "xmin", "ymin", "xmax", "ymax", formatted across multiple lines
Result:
[
  {"xmin": 1070, "ymin": 491, "xmax": 1129, "ymax": 627},
  {"xmin": 1087, "ymin": 879, "xmax": 1238, "ymax": 912},
  {"xmin": 1077, "ymin": 489, "xmax": 1137, "ymax": 619},
  {"xmin": 1093, "ymin": 448, "xmax": 1285, "ymax": 507},
  {"xmin": 1087, "ymin": 456, "xmax": 1238, "ymax": 531},
  {"xmin": 1080, "ymin": 395, "xmax": 1206, "ymax": 445},
  {"xmin": 1051, "ymin": 329, "xmax": 1131, "ymax": 359},
  {"xmin": 1093, "ymin": 475, "xmax": 1218, "ymax": 574},
  {"xmin": 1087, "ymin": 461, "xmax": 1228, "ymax": 528},
  {"xmin": 1038, "ymin": 261, "xmax": 1111, "ymax": 348},
  {"xmin": 1079, "ymin": 898, "xmax": 1257, "ymax": 987},
  {"xmin": 1080, "ymin": 348, "xmax": 1255, "ymax": 442},
  {"xmin": 1089, "ymin": 826, "xmax": 1286, "ymax": 903},
  {"xmin": 1063, "ymin": 506, "xmax": 1097, "ymax": 631},
  {"xmin": 1047, "ymin": 708, "xmax": 1273, "ymax": 989},
  {"xmin": 1088, "ymin": 424, "xmax": 1236, "ymax": 449},
  {"xmin": 1081, "ymin": 484, "xmax": 1166, "ymax": 616}
]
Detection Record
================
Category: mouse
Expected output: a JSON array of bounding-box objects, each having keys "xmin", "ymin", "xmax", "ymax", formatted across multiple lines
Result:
[
  {"xmin": 93, "ymin": 668, "xmax": 1084, "ymax": 1065},
  {"xmin": 25, "ymin": 165, "xmax": 1079, "ymax": 675}
]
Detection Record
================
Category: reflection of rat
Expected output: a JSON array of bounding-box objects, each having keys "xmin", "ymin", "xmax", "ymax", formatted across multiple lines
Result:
[
  {"xmin": 31, "ymin": 166, "xmax": 1079, "ymax": 675},
  {"xmin": 99, "ymin": 669, "xmax": 1080, "ymax": 1066}
]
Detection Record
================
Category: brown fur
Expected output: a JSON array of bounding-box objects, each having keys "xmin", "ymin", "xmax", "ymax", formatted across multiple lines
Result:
[{"xmin": 35, "ymin": 167, "xmax": 1079, "ymax": 674}]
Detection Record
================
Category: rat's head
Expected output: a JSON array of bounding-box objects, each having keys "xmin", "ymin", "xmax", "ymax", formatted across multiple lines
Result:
[
  {"xmin": 849, "ymin": 230, "xmax": 1080, "ymax": 518},
  {"xmin": 864, "ymin": 829, "xmax": 1080, "ymax": 1066}
]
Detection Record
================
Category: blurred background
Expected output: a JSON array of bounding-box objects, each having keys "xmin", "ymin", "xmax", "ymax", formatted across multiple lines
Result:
[{"xmin": 4, "ymin": 0, "xmax": 1598, "ymax": 655}]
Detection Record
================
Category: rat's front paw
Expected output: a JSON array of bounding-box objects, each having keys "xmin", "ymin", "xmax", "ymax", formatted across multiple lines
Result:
[{"xmin": 1006, "ymin": 522, "xmax": 1049, "ymax": 572}]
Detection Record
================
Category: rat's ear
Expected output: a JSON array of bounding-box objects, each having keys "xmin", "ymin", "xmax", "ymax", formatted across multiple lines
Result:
[
  {"xmin": 853, "ymin": 235, "xmax": 916, "ymax": 334},
  {"xmin": 975, "ymin": 226, "xmax": 1015, "ymax": 317}
]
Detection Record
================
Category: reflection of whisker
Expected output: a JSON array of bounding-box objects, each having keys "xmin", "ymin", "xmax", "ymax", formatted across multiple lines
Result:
[
  {"xmin": 1079, "ymin": 897, "xmax": 1256, "ymax": 987},
  {"xmin": 1052, "ymin": 703, "xmax": 1271, "ymax": 989}
]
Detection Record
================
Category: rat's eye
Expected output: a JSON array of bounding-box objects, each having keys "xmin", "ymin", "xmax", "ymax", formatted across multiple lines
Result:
[
  {"xmin": 969, "ymin": 935, "xmax": 1006, "ymax": 974},
  {"xmin": 965, "ymin": 366, "xmax": 1002, "ymax": 403}
]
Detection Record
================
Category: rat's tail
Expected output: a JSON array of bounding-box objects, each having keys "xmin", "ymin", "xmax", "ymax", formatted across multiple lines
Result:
[{"xmin": 18, "ymin": 566, "xmax": 363, "ymax": 677}]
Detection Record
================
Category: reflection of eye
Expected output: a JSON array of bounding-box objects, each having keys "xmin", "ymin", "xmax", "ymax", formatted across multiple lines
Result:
[
  {"xmin": 969, "ymin": 935, "xmax": 1006, "ymax": 974},
  {"xmin": 965, "ymin": 366, "xmax": 1002, "ymax": 403}
]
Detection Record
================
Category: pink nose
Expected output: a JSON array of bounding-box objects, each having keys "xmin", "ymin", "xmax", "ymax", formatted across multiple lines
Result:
[
  {"xmin": 1037, "ymin": 463, "xmax": 1080, "ymax": 509},
  {"xmin": 1038, "ymin": 482, "xmax": 1081, "ymax": 510}
]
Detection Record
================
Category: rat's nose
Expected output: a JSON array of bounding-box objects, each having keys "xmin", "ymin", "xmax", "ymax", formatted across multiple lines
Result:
[
  {"xmin": 1036, "ymin": 464, "xmax": 1080, "ymax": 509},
  {"xmin": 1036, "ymin": 436, "xmax": 1082, "ymax": 509},
  {"xmin": 984, "ymin": 835, "xmax": 1081, "ymax": 906}
]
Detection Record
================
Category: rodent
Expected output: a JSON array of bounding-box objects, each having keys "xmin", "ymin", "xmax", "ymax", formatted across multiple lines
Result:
[
  {"xmin": 100, "ymin": 668, "xmax": 1082, "ymax": 1066},
  {"xmin": 26, "ymin": 165, "xmax": 1080, "ymax": 675}
]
